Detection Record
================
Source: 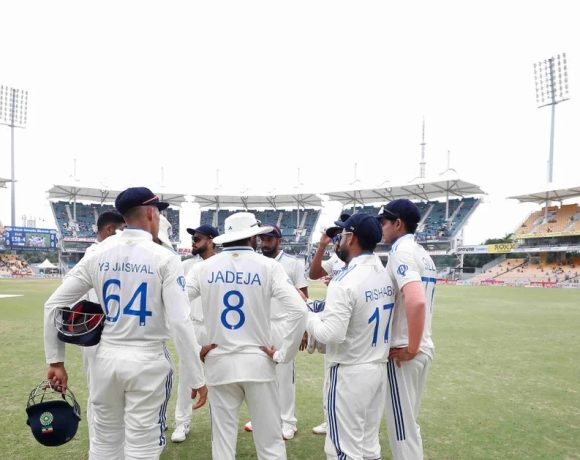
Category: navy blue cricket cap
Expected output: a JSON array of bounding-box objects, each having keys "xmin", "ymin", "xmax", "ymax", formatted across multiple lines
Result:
[
  {"xmin": 261, "ymin": 224, "xmax": 282, "ymax": 238},
  {"xmin": 325, "ymin": 212, "xmax": 351, "ymax": 238},
  {"xmin": 186, "ymin": 224, "xmax": 219, "ymax": 238},
  {"xmin": 378, "ymin": 199, "xmax": 421, "ymax": 227},
  {"xmin": 334, "ymin": 213, "xmax": 382, "ymax": 245},
  {"xmin": 115, "ymin": 187, "xmax": 169, "ymax": 215}
]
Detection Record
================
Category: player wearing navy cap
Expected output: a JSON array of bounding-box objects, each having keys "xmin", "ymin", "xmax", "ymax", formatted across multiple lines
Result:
[
  {"xmin": 243, "ymin": 225, "xmax": 308, "ymax": 440},
  {"xmin": 171, "ymin": 223, "xmax": 219, "ymax": 443},
  {"xmin": 308, "ymin": 213, "xmax": 349, "ymax": 436},
  {"xmin": 307, "ymin": 213, "xmax": 396, "ymax": 460},
  {"xmin": 187, "ymin": 212, "xmax": 308, "ymax": 460},
  {"xmin": 378, "ymin": 199, "xmax": 436, "ymax": 460},
  {"xmin": 43, "ymin": 186, "xmax": 207, "ymax": 459}
]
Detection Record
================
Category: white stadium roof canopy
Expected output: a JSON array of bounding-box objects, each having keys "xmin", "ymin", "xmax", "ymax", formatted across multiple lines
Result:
[
  {"xmin": 47, "ymin": 184, "xmax": 187, "ymax": 206},
  {"xmin": 191, "ymin": 191, "xmax": 323, "ymax": 209},
  {"xmin": 507, "ymin": 184, "xmax": 580, "ymax": 204},
  {"xmin": 324, "ymin": 172, "xmax": 485, "ymax": 206}
]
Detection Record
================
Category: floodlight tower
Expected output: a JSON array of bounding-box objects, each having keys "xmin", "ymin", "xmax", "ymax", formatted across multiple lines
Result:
[
  {"xmin": 419, "ymin": 117, "xmax": 426, "ymax": 179},
  {"xmin": 0, "ymin": 85, "xmax": 29, "ymax": 227},
  {"xmin": 534, "ymin": 53, "xmax": 570, "ymax": 183}
]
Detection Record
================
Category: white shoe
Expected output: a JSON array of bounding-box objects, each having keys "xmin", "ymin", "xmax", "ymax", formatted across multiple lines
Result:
[
  {"xmin": 244, "ymin": 421, "xmax": 253, "ymax": 432},
  {"xmin": 171, "ymin": 423, "xmax": 190, "ymax": 443},
  {"xmin": 312, "ymin": 421, "xmax": 327, "ymax": 435},
  {"xmin": 282, "ymin": 425, "xmax": 297, "ymax": 440}
]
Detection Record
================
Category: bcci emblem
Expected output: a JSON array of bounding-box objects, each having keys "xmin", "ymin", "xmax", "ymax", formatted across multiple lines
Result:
[
  {"xmin": 40, "ymin": 411, "xmax": 54, "ymax": 434},
  {"xmin": 397, "ymin": 264, "xmax": 408, "ymax": 277},
  {"xmin": 177, "ymin": 276, "xmax": 186, "ymax": 291}
]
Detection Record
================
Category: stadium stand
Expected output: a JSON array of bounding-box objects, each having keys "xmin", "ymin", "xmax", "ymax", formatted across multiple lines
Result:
[
  {"xmin": 346, "ymin": 197, "xmax": 480, "ymax": 243},
  {"xmin": 0, "ymin": 254, "xmax": 33, "ymax": 277},
  {"xmin": 50, "ymin": 201, "xmax": 180, "ymax": 241},
  {"xmin": 199, "ymin": 208, "xmax": 321, "ymax": 245},
  {"xmin": 515, "ymin": 204, "xmax": 580, "ymax": 236}
]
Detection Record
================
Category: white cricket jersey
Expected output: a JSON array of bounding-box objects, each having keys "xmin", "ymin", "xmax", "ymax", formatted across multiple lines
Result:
[
  {"xmin": 321, "ymin": 253, "xmax": 346, "ymax": 278},
  {"xmin": 270, "ymin": 251, "xmax": 308, "ymax": 320},
  {"xmin": 307, "ymin": 253, "xmax": 396, "ymax": 366},
  {"xmin": 182, "ymin": 256, "xmax": 203, "ymax": 322},
  {"xmin": 387, "ymin": 233, "xmax": 436, "ymax": 358},
  {"xmin": 186, "ymin": 246, "xmax": 308, "ymax": 385},
  {"xmin": 44, "ymin": 228, "xmax": 205, "ymax": 388}
]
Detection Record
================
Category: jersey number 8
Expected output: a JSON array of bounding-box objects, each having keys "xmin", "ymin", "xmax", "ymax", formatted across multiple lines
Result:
[{"xmin": 221, "ymin": 290, "xmax": 245, "ymax": 330}]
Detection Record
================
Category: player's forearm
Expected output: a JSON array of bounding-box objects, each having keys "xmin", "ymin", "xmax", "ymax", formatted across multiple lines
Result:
[
  {"xmin": 402, "ymin": 282, "xmax": 426, "ymax": 353},
  {"xmin": 171, "ymin": 319, "xmax": 206, "ymax": 388},
  {"xmin": 44, "ymin": 276, "xmax": 91, "ymax": 363},
  {"xmin": 306, "ymin": 312, "xmax": 346, "ymax": 344},
  {"xmin": 309, "ymin": 246, "xmax": 328, "ymax": 279}
]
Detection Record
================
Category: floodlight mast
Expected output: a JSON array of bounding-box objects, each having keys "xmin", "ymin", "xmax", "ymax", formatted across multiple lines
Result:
[
  {"xmin": 0, "ymin": 85, "xmax": 28, "ymax": 227},
  {"xmin": 534, "ymin": 53, "xmax": 570, "ymax": 184}
]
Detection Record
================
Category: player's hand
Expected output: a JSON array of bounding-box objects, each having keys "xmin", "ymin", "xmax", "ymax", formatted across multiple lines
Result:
[
  {"xmin": 389, "ymin": 347, "xmax": 418, "ymax": 367},
  {"xmin": 259, "ymin": 345, "xmax": 277, "ymax": 360},
  {"xmin": 299, "ymin": 332, "xmax": 308, "ymax": 351},
  {"xmin": 47, "ymin": 362, "xmax": 68, "ymax": 392},
  {"xmin": 200, "ymin": 344, "xmax": 218, "ymax": 362},
  {"xmin": 322, "ymin": 276, "xmax": 332, "ymax": 286},
  {"xmin": 191, "ymin": 385, "xmax": 208, "ymax": 410},
  {"xmin": 319, "ymin": 233, "xmax": 331, "ymax": 246}
]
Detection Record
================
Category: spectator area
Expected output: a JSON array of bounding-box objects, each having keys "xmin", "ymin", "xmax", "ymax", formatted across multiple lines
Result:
[
  {"xmin": 0, "ymin": 254, "xmax": 33, "ymax": 277},
  {"xmin": 200, "ymin": 208, "xmax": 322, "ymax": 244},
  {"xmin": 50, "ymin": 201, "xmax": 180, "ymax": 241},
  {"xmin": 515, "ymin": 204, "xmax": 580, "ymax": 237},
  {"xmin": 351, "ymin": 197, "xmax": 479, "ymax": 242}
]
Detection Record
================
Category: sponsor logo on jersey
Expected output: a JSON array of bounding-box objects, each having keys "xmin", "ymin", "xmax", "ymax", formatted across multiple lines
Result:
[
  {"xmin": 177, "ymin": 276, "xmax": 186, "ymax": 291},
  {"xmin": 397, "ymin": 264, "xmax": 408, "ymax": 277}
]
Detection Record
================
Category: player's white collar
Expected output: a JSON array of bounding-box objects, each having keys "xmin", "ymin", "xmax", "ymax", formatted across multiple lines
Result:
[
  {"xmin": 222, "ymin": 246, "xmax": 254, "ymax": 252},
  {"xmin": 390, "ymin": 233, "xmax": 415, "ymax": 252},
  {"xmin": 274, "ymin": 250, "xmax": 284, "ymax": 261}
]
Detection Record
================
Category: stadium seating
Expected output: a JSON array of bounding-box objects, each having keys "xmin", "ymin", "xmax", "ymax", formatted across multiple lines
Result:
[
  {"xmin": 0, "ymin": 254, "xmax": 33, "ymax": 277},
  {"xmin": 515, "ymin": 204, "xmax": 580, "ymax": 236},
  {"xmin": 343, "ymin": 197, "xmax": 479, "ymax": 242},
  {"xmin": 50, "ymin": 201, "xmax": 180, "ymax": 241},
  {"xmin": 199, "ymin": 208, "xmax": 322, "ymax": 244}
]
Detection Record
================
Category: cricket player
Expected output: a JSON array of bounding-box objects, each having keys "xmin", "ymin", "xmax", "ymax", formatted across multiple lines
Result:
[
  {"xmin": 44, "ymin": 187, "xmax": 207, "ymax": 460},
  {"xmin": 378, "ymin": 199, "xmax": 436, "ymax": 460},
  {"xmin": 309, "ymin": 213, "xmax": 350, "ymax": 283},
  {"xmin": 307, "ymin": 214, "xmax": 349, "ymax": 436},
  {"xmin": 242, "ymin": 225, "xmax": 308, "ymax": 440},
  {"xmin": 307, "ymin": 213, "xmax": 395, "ymax": 460},
  {"xmin": 186, "ymin": 212, "xmax": 308, "ymax": 460},
  {"xmin": 171, "ymin": 224, "xmax": 219, "ymax": 443},
  {"xmin": 81, "ymin": 211, "xmax": 126, "ymax": 445}
]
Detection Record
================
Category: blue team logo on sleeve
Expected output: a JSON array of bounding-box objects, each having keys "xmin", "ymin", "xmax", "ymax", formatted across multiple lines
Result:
[
  {"xmin": 177, "ymin": 276, "xmax": 186, "ymax": 291},
  {"xmin": 397, "ymin": 264, "xmax": 408, "ymax": 277}
]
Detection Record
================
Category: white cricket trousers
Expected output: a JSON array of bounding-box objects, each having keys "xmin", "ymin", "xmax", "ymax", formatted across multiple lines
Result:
[
  {"xmin": 271, "ymin": 319, "xmax": 297, "ymax": 430},
  {"xmin": 89, "ymin": 343, "xmax": 173, "ymax": 460},
  {"xmin": 208, "ymin": 380, "xmax": 286, "ymax": 460},
  {"xmin": 174, "ymin": 322, "xmax": 207, "ymax": 426},
  {"xmin": 385, "ymin": 352, "xmax": 432, "ymax": 460},
  {"xmin": 82, "ymin": 345, "xmax": 98, "ymax": 446},
  {"xmin": 325, "ymin": 362, "xmax": 387, "ymax": 460}
]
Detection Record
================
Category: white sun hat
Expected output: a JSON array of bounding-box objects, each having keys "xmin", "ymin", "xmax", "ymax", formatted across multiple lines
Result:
[{"xmin": 213, "ymin": 212, "xmax": 274, "ymax": 245}]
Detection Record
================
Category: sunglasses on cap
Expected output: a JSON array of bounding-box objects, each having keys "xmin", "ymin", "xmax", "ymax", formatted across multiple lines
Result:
[{"xmin": 378, "ymin": 206, "xmax": 399, "ymax": 220}]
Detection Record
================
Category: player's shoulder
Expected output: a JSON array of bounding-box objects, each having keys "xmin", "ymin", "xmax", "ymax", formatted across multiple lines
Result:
[{"xmin": 331, "ymin": 263, "xmax": 358, "ymax": 284}]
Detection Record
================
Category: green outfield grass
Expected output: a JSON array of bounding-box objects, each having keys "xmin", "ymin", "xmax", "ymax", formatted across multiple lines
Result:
[{"xmin": 1, "ymin": 279, "xmax": 579, "ymax": 459}]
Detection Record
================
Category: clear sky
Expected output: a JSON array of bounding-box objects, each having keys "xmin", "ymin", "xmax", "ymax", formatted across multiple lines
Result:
[{"xmin": 1, "ymin": 0, "xmax": 579, "ymax": 244}]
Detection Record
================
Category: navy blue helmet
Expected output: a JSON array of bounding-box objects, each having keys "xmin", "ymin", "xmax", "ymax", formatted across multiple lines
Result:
[{"xmin": 26, "ymin": 381, "xmax": 81, "ymax": 446}]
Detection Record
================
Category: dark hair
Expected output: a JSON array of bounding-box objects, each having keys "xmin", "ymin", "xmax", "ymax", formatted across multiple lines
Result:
[
  {"xmin": 222, "ymin": 238, "xmax": 251, "ymax": 248},
  {"xmin": 357, "ymin": 235, "xmax": 379, "ymax": 252},
  {"xmin": 97, "ymin": 211, "xmax": 125, "ymax": 232}
]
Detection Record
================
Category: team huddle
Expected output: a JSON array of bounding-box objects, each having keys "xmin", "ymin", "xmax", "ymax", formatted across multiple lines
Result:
[{"xmin": 34, "ymin": 186, "xmax": 436, "ymax": 460}]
